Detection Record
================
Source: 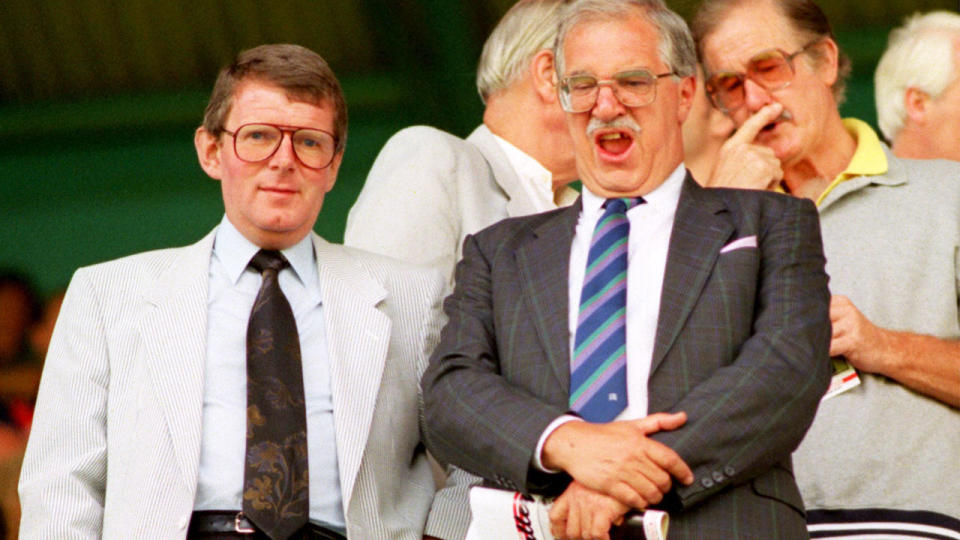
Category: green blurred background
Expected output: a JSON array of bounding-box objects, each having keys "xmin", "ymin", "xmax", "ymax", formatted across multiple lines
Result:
[{"xmin": 0, "ymin": 0, "xmax": 955, "ymax": 295}]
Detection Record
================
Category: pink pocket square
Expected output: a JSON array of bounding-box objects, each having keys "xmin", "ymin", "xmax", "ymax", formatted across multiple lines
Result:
[{"xmin": 720, "ymin": 235, "xmax": 758, "ymax": 253}]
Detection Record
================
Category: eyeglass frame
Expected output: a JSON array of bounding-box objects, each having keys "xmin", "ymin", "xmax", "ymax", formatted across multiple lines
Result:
[
  {"xmin": 221, "ymin": 122, "xmax": 340, "ymax": 170},
  {"xmin": 557, "ymin": 69, "xmax": 680, "ymax": 113},
  {"xmin": 704, "ymin": 39, "xmax": 824, "ymax": 112}
]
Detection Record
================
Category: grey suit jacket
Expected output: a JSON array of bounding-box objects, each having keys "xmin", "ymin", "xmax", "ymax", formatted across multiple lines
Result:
[
  {"xmin": 345, "ymin": 124, "xmax": 578, "ymax": 286},
  {"xmin": 19, "ymin": 230, "xmax": 469, "ymax": 539},
  {"xmin": 422, "ymin": 176, "xmax": 832, "ymax": 539}
]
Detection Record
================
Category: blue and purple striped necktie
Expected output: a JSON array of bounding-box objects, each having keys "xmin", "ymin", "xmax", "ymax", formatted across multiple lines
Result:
[{"xmin": 570, "ymin": 196, "xmax": 644, "ymax": 423}]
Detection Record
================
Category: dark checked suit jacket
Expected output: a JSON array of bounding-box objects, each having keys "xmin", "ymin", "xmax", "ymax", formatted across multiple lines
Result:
[{"xmin": 422, "ymin": 174, "xmax": 832, "ymax": 539}]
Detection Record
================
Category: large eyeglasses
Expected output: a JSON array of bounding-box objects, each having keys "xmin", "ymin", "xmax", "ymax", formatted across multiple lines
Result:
[
  {"xmin": 704, "ymin": 40, "xmax": 822, "ymax": 112},
  {"xmin": 222, "ymin": 123, "xmax": 339, "ymax": 170},
  {"xmin": 558, "ymin": 69, "xmax": 678, "ymax": 113}
]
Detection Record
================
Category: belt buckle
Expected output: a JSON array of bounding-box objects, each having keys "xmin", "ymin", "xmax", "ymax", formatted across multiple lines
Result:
[{"xmin": 235, "ymin": 512, "xmax": 256, "ymax": 535}]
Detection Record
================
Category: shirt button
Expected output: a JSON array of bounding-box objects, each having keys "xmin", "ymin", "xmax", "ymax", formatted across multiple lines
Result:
[{"xmin": 178, "ymin": 515, "xmax": 189, "ymax": 529}]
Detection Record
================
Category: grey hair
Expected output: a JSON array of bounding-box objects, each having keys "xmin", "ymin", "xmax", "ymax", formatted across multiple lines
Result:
[
  {"xmin": 476, "ymin": 0, "xmax": 567, "ymax": 103},
  {"xmin": 875, "ymin": 11, "xmax": 960, "ymax": 141},
  {"xmin": 554, "ymin": 0, "xmax": 697, "ymax": 80}
]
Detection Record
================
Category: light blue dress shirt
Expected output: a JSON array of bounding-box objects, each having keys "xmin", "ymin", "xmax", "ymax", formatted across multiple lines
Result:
[{"xmin": 194, "ymin": 216, "xmax": 345, "ymax": 530}]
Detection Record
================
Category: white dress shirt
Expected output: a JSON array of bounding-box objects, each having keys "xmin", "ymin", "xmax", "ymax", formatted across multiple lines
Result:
[
  {"xmin": 194, "ymin": 216, "xmax": 345, "ymax": 529},
  {"xmin": 535, "ymin": 164, "xmax": 686, "ymax": 469},
  {"xmin": 492, "ymin": 132, "xmax": 580, "ymax": 210}
]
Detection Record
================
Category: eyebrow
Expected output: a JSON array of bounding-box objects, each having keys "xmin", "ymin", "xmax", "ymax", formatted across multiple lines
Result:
[{"xmin": 565, "ymin": 67, "xmax": 655, "ymax": 78}]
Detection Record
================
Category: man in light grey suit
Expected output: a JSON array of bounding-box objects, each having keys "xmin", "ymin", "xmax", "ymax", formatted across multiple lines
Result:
[
  {"xmin": 423, "ymin": 1, "xmax": 831, "ymax": 538},
  {"xmin": 694, "ymin": 0, "xmax": 960, "ymax": 535},
  {"xmin": 19, "ymin": 44, "xmax": 469, "ymax": 540},
  {"xmin": 345, "ymin": 0, "xmax": 580, "ymax": 286}
]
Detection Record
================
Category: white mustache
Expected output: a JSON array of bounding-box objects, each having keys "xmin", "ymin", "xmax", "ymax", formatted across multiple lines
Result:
[{"xmin": 587, "ymin": 116, "xmax": 642, "ymax": 137}]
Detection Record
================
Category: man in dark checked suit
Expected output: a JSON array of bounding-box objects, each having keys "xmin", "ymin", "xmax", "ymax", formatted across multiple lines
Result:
[{"xmin": 421, "ymin": 1, "xmax": 831, "ymax": 538}]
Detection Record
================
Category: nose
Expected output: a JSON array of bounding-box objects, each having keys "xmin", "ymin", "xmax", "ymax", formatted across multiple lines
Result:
[
  {"xmin": 592, "ymin": 84, "xmax": 626, "ymax": 121},
  {"xmin": 268, "ymin": 132, "xmax": 297, "ymax": 170},
  {"xmin": 743, "ymin": 78, "xmax": 774, "ymax": 113}
]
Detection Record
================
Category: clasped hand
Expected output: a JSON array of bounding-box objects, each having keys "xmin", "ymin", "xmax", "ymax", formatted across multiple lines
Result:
[{"xmin": 542, "ymin": 412, "xmax": 693, "ymax": 540}]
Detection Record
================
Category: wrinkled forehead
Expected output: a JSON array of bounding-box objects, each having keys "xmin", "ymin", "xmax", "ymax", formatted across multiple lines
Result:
[{"xmin": 561, "ymin": 13, "xmax": 666, "ymax": 76}]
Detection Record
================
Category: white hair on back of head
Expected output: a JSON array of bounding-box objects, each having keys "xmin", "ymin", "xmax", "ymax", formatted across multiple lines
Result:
[
  {"xmin": 476, "ymin": 0, "xmax": 567, "ymax": 103},
  {"xmin": 554, "ymin": 0, "xmax": 696, "ymax": 81},
  {"xmin": 875, "ymin": 11, "xmax": 960, "ymax": 141}
]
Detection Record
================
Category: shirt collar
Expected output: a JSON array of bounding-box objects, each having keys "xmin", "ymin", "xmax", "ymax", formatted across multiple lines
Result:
[
  {"xmin": 837, "ymin": 118, "xmax": 888, "ymax": 180},
  {"xmin": 581, "ymin": 163, "xmax": 686, "ymax": 217},
  {"xmin": 810, "ymin": 118, "xmax": 889, "ymax": 206},
  {"xmin": 213, "ymin": 215, "xmax": 317, "ymax": 287}
]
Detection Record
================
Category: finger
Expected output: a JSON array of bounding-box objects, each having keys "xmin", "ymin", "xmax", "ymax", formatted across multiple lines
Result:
[
  {"xmin": 578, "ymin": 497, "xmax": 595, "ymax": 540},
  {"xmin": 632, "ymin": 411, "xmax": 687, "ymax": 434},
  {"xmin": 550, "ymin": 493, "xmax": 569, "ymax": 538},
  {"xmin": 828, "ymin": 337, "xmax": 845, "ymax": 357},
  {"xmin": 829, "ymin": 335, "xmax": 852, "ymax": 358},
  {"xmin": 624, "ymin": 475, "xmax": 667, "ymax": 505},
  {"xmin": 605, "ymin": 481, "xmax": 648, "ymax": 510},
  {"xmin": 565, "ymin": 498, "xmax": 581, "ymax": 540},
  {"xmin": 831, "ymin": 295, "xmax": 851, "ymax": 308},
  {"xmin": 646, "ymin": 442, "xmax": 694, "ymax": 485},
  {"xmin": 829, "ymin": 300, "xmax": 850, "ymax": 322},
  {"xmin": 588, "ymin": 510, "xmax": 614, "ymax": 540},
  {"xmin": 727, "ymin": 102, "xmax": 784, "ymax": 145}
]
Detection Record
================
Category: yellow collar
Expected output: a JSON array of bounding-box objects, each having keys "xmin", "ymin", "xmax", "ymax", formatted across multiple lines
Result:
[{"xmin": 774, "ymin": 118, "xmax": 888, "ymax": 206}]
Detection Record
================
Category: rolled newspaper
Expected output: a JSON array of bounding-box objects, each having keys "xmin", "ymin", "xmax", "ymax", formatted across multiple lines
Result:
[{"xmin": 465, "ymin": 486, "xmax": 669, "ymax": 540}]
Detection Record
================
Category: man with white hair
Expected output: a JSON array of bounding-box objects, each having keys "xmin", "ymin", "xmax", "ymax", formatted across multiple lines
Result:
[
  {"xmin": 876, "ymin": 10, "xmax": 960, "ymax": 161},
  {"xmin": 346, "ymin": 0, "xmax": 578, "ymax": 286}
]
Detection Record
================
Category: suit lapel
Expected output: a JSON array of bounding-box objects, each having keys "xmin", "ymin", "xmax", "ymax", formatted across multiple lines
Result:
[
  {"xmin": 651, "ymin": 176, "xmax": 734, "ymax": 375},
  {"xmin": 515, "ymin": 201, "xmax": 581, "ymax": 390},
  {"xmin": 140, "ymin": 231, "xmax": 214, "ymax": 491},
  {"xmin": 467, "ymin": 125, "xmax": 540, "ymax": 217},
  {"xmin": 312, "ymin": 236, "xmax": 390, "ymax": 510}
]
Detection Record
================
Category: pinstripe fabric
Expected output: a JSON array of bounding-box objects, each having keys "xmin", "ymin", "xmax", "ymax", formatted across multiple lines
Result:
[
  {"xmin": 423, "ymin": 175, "xmax": 832, "ymax": 538},
  {"xmin": 19, "ymin": 230, "xmax": 471, "ymax": 539},
  {"xmin": 571, "ymin": 197, "xmax": 643, "ymax": 422}
]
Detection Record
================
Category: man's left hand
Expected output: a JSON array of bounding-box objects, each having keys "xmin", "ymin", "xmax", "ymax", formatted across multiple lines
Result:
[
  {"xmin": 549, "ymin": 480, "xmax": 629, "ymax": 540},
  {"xmin": 829, "ymin": 294, "xmax": 892, "ymax": 374}
]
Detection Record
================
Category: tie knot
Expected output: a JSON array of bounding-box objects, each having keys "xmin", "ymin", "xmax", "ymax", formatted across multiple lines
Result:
[
  {"xmin": 249, "ymin": 249, "xmax": 289, "ymax": 274},
  {"xmin": 603, "ymin": 197, "xmax": 644, "ymax": 214}
]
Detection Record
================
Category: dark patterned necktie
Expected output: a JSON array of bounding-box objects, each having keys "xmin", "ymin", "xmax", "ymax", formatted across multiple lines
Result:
[
  {"xmin": 242, "ymin": 249, "xmax": 309, "ymax": 539},
  {"xmin": 571, "ymin": 197, "xmax": 644, "ymax": 423}
]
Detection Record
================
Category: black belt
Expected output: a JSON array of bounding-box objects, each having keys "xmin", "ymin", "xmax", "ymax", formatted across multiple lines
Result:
[{"xmin": 187, "ymin": 511, "xmax": 346, "ymax": 540}]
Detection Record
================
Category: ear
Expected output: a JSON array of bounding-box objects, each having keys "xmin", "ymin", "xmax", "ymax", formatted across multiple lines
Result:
[
  {"xmin": 321, "ymin": 151, "xmax": 343, "ymax": 194},
  {"xmin": 903, "ymin": 87, "xmax": 930, "ymax": 124},
  {"xmin": 195, "ymin": 127, "xmax": 224, "ymax": 181},
  {"xmin": 531, "ymin": 49, "xmax": 558, "ymax": 104},
  {"xmin": 676, "ymin": 74, "xmax": 697, "ymax": 124},
  {"xmin": 814, "ymin": 38, "xmax": 840, "ymax": 88}
]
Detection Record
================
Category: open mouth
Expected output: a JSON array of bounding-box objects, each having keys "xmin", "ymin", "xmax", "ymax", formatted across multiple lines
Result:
[{"xmin": 594, "ymin": 130, "xmax": 635, "ymax": 159}]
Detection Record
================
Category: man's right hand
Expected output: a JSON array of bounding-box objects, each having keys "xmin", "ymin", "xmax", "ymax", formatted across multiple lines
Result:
[
  {"xmin": 707, "ymin": 103, "xmax": 784, "ymax": 190},
  {"xmin": 541, "ymin": 412, "xmax": 694, "ymax": 509}
]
